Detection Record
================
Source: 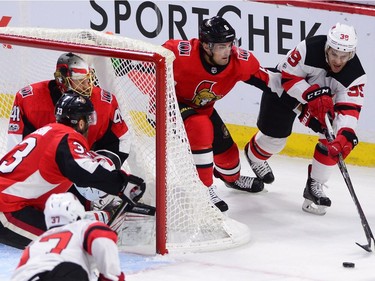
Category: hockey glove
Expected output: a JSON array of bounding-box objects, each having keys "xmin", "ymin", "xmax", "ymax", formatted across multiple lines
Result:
[
  {"xmin": 298, "ymin": 104, "xmax": 324, "ymax": 133},
  {"xmin": 120, "ymin": 172, "xmax": 146, "ymax": 204},
  {"xmin": 326, "ymin": 128, "xmax": 358, "ymax": 159},
  {"xmin": 302, "ymin": 85, "xmax": 334, "ymax": 126}
]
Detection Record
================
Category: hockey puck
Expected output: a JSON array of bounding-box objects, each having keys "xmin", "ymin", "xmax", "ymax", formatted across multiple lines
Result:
[{"xmin": 342, "ymin": 262, "xmax": 355, "ymax": 268}]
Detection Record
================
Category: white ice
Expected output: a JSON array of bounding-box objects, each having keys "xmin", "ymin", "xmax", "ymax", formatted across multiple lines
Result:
[{"xmin": 1, "ymin": 154, "xmax": 375, "ymax": 281}]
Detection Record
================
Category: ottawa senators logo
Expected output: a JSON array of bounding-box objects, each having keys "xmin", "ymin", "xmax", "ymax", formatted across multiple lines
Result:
[{"xmin": 192, "ymin": 81, "xmax": 221, "ymax": 107}]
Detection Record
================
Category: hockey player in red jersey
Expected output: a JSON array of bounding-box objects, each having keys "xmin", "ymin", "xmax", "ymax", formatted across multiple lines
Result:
[
  {"xmin": 0, "ymin": 92, "xmax": 145, "ymax": 249},
  {"xmin": 7, "ymin": 52, "xmax": 131, "ymax": 211},
  {"xmin": 7, "ymin": 52, "xmax": 130, "ymax": 162},
  {"xmin": 245, "ymin": 23, "xmax": 366, "ymax": 215},
  {"xmin": 162, "ymin": 16, "xmax": 276, "ymax": 211},
  {"xmin": 11, "ymin": 192, "xmax": 125, "ymax": 281}
]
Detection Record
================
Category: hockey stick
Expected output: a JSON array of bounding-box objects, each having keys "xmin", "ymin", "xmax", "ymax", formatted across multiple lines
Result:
[
  {"xmin": 324, "ymin": 114, "xmax": 375, "ymax": 252},
  {"xmin": 108, "ymin": 196, "xmax": 156, "ymax": 228}
]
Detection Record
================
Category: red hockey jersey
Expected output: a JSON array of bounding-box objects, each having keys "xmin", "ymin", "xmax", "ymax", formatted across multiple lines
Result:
[
  {"xmin": 7, "ymin": 80, "xmax": 130, "ymax": 162},
  {"xmin": 163, "ymin": 38, "xmax": 267, "ymax": 116},
  {"xmin": 0, "ymin": 123, "xmax": 125, "ymax": 212}
]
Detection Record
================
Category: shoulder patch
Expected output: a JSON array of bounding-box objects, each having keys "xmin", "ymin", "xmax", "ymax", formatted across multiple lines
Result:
[
  {"xmin": 177, "ymin": 41, "xmax": 192, "ymax": 56},
  {"xmin": 8, "ymin": 123, "xmax": 19, "ymax": 132},
  {"xmin": 237, "ymin": 48, "xmax": 250, "ymax": 61},
  {"xmin": 19, "ymin": 85, "xmax": 33, "ymax": 98},
  {"xmin": 101, "ymin": 89, "xmax": 112, "ymax": 103}
]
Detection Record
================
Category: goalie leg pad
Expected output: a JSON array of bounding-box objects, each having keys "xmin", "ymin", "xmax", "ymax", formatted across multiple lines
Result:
[{"xmin": 117, "ymin": 214, "xmax": 156, "ymax": 248}]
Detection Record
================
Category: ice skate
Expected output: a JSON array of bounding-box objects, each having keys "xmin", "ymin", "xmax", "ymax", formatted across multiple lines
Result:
[
  {"xmin": 244, "ymin": 143, "xmax": 275, "ymax": 184},
  {"xmin": 208, "ymin": 186, "xmax": 228, "ymax": 212},
  {"xmin": 302, "ymin": 165, "xmax": 331, "ymax": 216},
  {"xmin": 214, "ymin": 169, "xmax": 264, "ymax": 193},
  {"xmin": 224, "ymin": 176, "xmax": 264, "ymax": 193}
]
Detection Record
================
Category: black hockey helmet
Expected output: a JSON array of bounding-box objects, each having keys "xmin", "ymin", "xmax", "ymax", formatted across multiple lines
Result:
[
  {"xmin": 199, "ymin": 16, "xmax": 236, "ymax": 44},
  {"xmin": 55, "ymin": 91, "xmax": 96, "ymax": 128}
]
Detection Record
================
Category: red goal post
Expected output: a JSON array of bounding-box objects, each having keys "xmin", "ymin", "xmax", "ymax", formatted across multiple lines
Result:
[{"xmin": 0, "ymin": 27, "xmax": 250, "ymax": 254}]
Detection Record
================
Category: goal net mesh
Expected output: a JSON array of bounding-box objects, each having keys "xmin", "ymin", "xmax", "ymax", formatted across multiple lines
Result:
[{"xmin": 0, "ymin": 27, "xmax": 250, "ymax": 253}]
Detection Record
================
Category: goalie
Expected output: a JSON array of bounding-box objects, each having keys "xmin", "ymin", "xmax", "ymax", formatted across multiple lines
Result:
[
  {"xmin": 6, "ymin": 52, "xmax": 132, "ymax": 213},
  {"xmin": 0, "ymin": 92, "xmax": 146, "ymax": 249}
]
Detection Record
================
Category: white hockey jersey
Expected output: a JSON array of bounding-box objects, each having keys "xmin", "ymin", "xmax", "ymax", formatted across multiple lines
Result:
[
  {"xmin": 11, "ymin": 219, "xmax": 124, "ymax": 281},
  {"xmin": 277, "ymin": 35, "xmax": 367, "ymax": 132}
]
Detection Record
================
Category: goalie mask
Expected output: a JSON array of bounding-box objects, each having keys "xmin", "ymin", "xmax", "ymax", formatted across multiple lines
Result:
[
  {"xmin": 325, "ymin": 23, "xmax": 357, "ymax": 60},
  {"xmin": 55, "ymin": 91, "xmax": 97, "ymax": 135},
  {"xmin": 54, "ymin": 52, "xmax": 93, "ymax": 97},
  {"xmin": 44, "ymin": 193, "xmax": 86, "ymax": 229}
]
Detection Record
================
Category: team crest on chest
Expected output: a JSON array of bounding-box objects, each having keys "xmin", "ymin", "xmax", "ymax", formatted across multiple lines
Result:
[{"xmin": 192, "ymin": 80, "xmax": 221, "ymax": 107}]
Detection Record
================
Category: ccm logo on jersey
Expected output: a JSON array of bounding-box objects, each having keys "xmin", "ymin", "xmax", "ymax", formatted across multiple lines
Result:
[{"xmin": 305, "ymin": 87, "xmax": 331, "ymax": 101}]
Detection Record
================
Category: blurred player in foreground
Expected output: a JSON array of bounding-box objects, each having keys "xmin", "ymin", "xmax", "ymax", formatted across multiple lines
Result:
[{"xmin": 11, "ymin": 192, "xmax": 125, "ymax": 281}]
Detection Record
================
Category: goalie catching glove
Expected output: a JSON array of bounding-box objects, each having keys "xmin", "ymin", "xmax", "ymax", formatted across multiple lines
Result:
[
  {"xmin": 302, "ymin": 85, "xmax": 334, "ymax": 126},
  {"xmin": 326, "ymin": 128, "xmax": 358, "ymax": 159},
  {"xmin": 119, "ymin": 172, "xmax": 146, "ymax": 205}
]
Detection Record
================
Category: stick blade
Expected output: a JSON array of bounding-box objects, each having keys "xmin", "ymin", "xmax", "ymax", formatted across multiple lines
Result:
[{"xmin": 355, "ymin": 242, "xmax": 372, "ymax": 252}]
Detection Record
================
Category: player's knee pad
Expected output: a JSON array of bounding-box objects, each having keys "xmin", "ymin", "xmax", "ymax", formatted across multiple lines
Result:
[
  {"xmin": 184, "ymin": 114, "xmax": 214, "ymax": 148},
  {"xmin": 214, "ymin": 143, "xmax": 240, "ymax": 182},
  {"xmin": 248, "ymin": 131, "xmax": 286, "ymax": 161},
  {"xmin": 255, "ymin": 131, "xmax": 286, "ymax": 154}
]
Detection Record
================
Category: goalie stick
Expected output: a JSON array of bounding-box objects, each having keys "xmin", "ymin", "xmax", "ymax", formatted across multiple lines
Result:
[
  {"xmin": 324, "ymin": 114, "xmax": 375, "ymax": 252},
  {"xmin": 108, "ymin": 196, "xmax": 156, "ymax": 228}
]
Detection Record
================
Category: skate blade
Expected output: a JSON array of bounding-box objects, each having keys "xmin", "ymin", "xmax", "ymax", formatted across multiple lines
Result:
[
  {"xmin": 302, "ymin": 199, "xmax": 327, "ymax": 216},
  {"xmin": 225, "ymin": 183, "xmax": 268, "ymax": 194},
  {"xmin": 228, "ymin": 186, "xmax": 268, "ymax": 194}
]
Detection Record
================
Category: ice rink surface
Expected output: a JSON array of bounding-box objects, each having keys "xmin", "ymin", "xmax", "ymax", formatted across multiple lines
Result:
[{"xmin": 2, "ymin": 154, "xmax": 375, "ymax": 281}]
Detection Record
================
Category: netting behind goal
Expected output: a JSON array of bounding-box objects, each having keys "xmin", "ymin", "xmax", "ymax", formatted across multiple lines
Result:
[{"xmin": 0, "ymin": 27, "xmax": 250, "ymax": 254}]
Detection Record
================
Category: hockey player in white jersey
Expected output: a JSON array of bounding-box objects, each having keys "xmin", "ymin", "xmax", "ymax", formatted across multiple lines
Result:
[
  {"xmin": 244, "ymin": 23, "xmax": 366, "ymax": 215},
  {"xmin": 11, "ymin": 192, "xmax": 125, "ymax": 281}
]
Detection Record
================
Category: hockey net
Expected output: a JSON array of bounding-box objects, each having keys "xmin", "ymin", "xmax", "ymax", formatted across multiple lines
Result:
[{"xmin": 0, "ymin": 27, "xmax": 250, "ymax": 254}]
